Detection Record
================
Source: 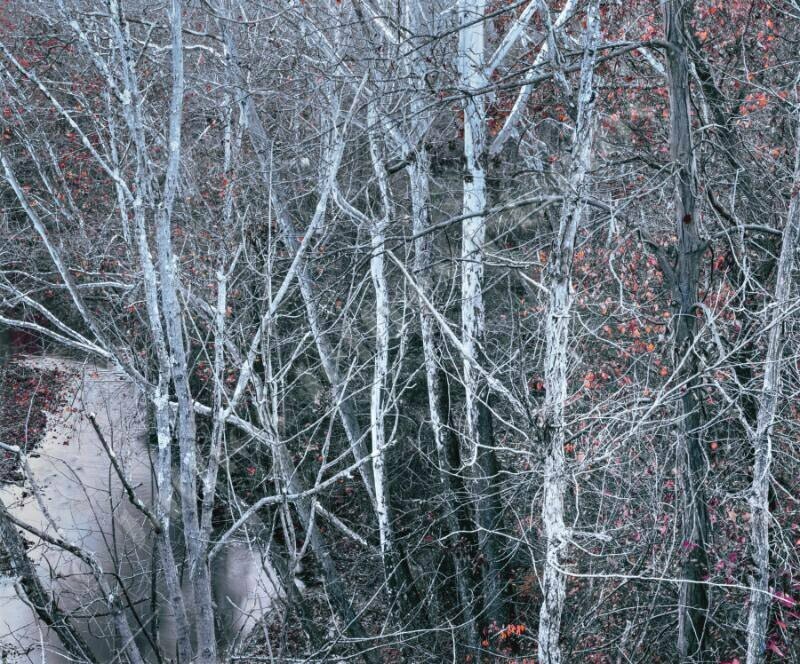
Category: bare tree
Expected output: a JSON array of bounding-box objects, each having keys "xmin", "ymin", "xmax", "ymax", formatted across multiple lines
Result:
[{"xmin": 746, "ymin": 110, "xmax": 800, "ymax": 664}]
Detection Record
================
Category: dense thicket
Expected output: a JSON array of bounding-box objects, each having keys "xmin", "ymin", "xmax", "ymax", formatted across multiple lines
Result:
[{"xmin": 1, "ymin": 1, "xmax": 799, "ymax": 663}]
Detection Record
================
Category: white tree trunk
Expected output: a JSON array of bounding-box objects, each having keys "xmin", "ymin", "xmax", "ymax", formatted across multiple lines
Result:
[
  {"xmin": 458, "ymin": 0, "xmax": 489, "ymax": 470},
  {"xmin": 148, "ymin": 4, "xmax": 217, "ymax": 660},
  {"xmin": 409, "ymin": 148, "xmax": 478, "ymax": 649},
  {"xmin": 457, "ymin": 1, "xmax": 512, "ymax": 630},
  {"xmin": 538, "ymin": 4, "xmax": 599, "ymax": 662},
  {"xmin": 746, "ymin": 118, "xmax": 800, "ymax": 664},
  {"xmin": 367, "ymin": 104, "xmax": 393, "ymax": 566}
]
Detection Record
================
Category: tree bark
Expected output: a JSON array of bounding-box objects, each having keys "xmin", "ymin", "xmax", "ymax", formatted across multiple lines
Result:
[
  {"xmin": 537, "ymin": 3, "xmax": 599, "ymax": 662},
  {"xmin": 149, "ymin": 3, "xmax": 218, "ymax": 660},
  {"xmin": 409, "ymin": 145, "xmax": 479, "ymax": 651},
  {"xmin": 745, "ymin": 117, "xmax": 800, "ymax": 664},
  {"xmin": 366, "ymin": 102, "xmax": 396, "ymax": 590},
  {"xmin": 457, "ymin": 0, "xmax": 508, "ymax": 630},
  {"xmin": 662, "ymin": 1, "xmax": 711, "ymax": 659}
]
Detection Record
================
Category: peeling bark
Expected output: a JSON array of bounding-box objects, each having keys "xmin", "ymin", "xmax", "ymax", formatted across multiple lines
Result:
[
  {"xmin": 537, "ymin": 3, "xmax": 599, "ymax": 662},
  {"xmin": 367, "ymin": 102, "xmax": 394, "ymax": 575},
  {"xmin": 457, "ymin": 0, "xmax": 508, "ymax": 629},
  {"xmin": 662, "ymin": 1, "xmax": 712, "ymax": 659},
  {"xmin": 745, "ymin": 118, "xmax": 800, "ymax": 664}
]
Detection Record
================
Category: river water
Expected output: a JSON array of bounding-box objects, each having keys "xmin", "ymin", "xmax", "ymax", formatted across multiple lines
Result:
[{"xmin": 0, "ymin": 355, "xmax": 280, "ymax": 663}]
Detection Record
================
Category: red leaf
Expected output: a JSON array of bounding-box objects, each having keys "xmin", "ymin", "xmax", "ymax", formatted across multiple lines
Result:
[{"xmin": 766, "ymin": 640, "xmax": 785, "ymax": 657}]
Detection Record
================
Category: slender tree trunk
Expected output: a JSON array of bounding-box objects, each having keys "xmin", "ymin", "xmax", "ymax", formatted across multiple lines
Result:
[
  {"xmin": 150, "ymin": 4, "xmax": 217, "ymax": 660},
  {"xmin": 409, "ymin": 148, "xmax": 478, "ymax": 650},
  {"xmin": 458, "ymin": 0, "xmax": 488, "ymax": 473},
  {"xmin": 662, "ymin": 2, "xmax": 712, "ymax": 660},
  {"xmin": 151, "ymin": 395, "xmax": 194, "ymax": 662},
  {"xmin": 746, "ymin": 118, "xmax": 800, "ymax": 664},
  {"xmin": 367, "ymin": 104, "xmax": 395, "ymax": 582},
  {"xmin": 200, "ymin": 82, "xmax": 242, "ymax": 550},
  {"xmin": 537, "ymin": 4, "xmax": 599, "ymax": 662},
  {"xmin": 122, "ymin": 91, "xmax": 193, "ymax": 663},
  {"xmin": 457, "ymin": 0, "xmax": 508, "ymax": 629}
]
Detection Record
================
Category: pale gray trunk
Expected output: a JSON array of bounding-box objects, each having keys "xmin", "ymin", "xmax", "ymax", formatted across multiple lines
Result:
[
  {"xmin": 457, "ymin": 0, "xmax": 508, "ymax": 628},
  {"xmin": 537, "ymin": 3, "xmax": 599, "ymax": 662},
  {"xmin": 200, "ymin": 85, "xmax": 242, "ymax": 550},
  {"xmin": 745, "ymin": 118, "xmax": 800, "ymax": 664},
  {"xmin": 409, "ymin": 149, "xmax": 478, "ymax": 649},
  {"xmin": 103, "ymin": 2, "xmax": 197, "ymax": 657},
  {"xmin": 367, "ymin": 104, "xmax": 394, "ymax": 569},
  {"xmin": 150, "ymin": 3, "xmax": 217, "ymax": 660},
  {"xmin": 458, "ymin": 0, "xmax": 488, "ymax": 472}
]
